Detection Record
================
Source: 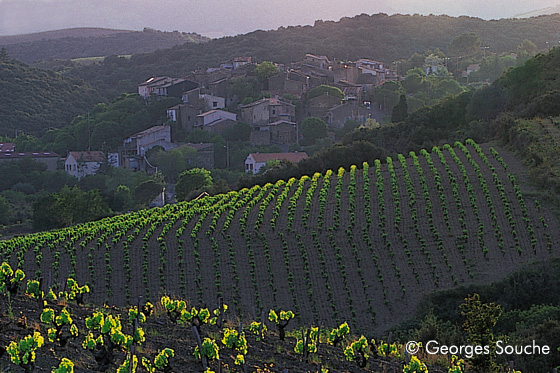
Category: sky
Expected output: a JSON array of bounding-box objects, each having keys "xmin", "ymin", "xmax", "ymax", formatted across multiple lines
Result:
[{"xmin": 0, "ymin": 0, "xmax": 559, "ymax": 37}]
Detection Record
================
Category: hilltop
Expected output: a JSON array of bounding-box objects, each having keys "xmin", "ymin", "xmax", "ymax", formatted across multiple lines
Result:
[
  {"xmin": 1, "ymin": 27, "xmax": 209, "ymax": 64},
  {"xmin": 0, "ymin": 28, "xmax": 131, "ymax": 45},
  {"xmin": 515, "ymin": 4, "xmax": 560, "ymax": 18},
  {"xmin": 0, "ymin": 54, "xmax": 102, "ymax": 137},
  {"xmin": 61, "ymin": 13, "xmax": 560, "ymax": 97}
]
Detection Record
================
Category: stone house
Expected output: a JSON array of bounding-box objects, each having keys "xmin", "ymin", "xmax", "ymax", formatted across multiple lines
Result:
[
  {"xmin": 195, "ymin": 110, "xmax": 237, "ymax": 133},
  {"xmin": 244, "ymin": 152, "xmax": 308, "ymax": 174},
  {"xmin": 167, "ymin": 104, "xmax": 203, "ymax": 133},
  {"xmin": 307, "ymin": 94, "xmax": 343, "ymax": 120},
  {"xmin": 241, "ymin": 98, "xmax": 296, "ymax": 126},
  {"xmin": 120, "ymin": 126, "xmax": 174, "ymax": 171},
  {"xmin": 0, "ymin": 151, "xmax": 59, "ymax": 171},
  {"xmin": 64, "ymin": 151, "xmax": 105, "ymax": 179}
]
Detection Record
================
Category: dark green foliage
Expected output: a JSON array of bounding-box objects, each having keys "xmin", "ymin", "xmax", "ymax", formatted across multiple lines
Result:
[
  {"xmin": 148, "ymin": 145, "xmax": 199, "ymax": 183},
  {"xmin": 0, "ymin": 56, "xmax": 102, "ymax": 137},
  {"xmin": 447, "ymin": 32, "xmax": 482, "ymax": 57},
  {"xmin": 222, "ymin": 122, "xmax": 252, "ymax": 142},
  {"xmin": 227, "ymin": 77, "xmax": 260, "ymax": 106},
  {"xmin": 43, "ymin": 93, "xmax": 154, "ymax": 154},
  {"xmin": 32, "ymin": 186, "xmax": 111, "ymax": 230},
  {"xmin": 175, "ymin": 168, "xmax": 213, "ymax": 201},
  {"xmin": 391, "ymin": 95, "xmax": 408, "ymax": 123},
  {"xmin": 459, "ymin": 294, "xmax": 502, "ymax": 372},
  {"xmin": 306, "ymin": 85, "xmax": 344, "ymax": 100},
  {"xmin": 255, "ymin": 61, "xmax": 279, "ymax": 84},
  {"xmin": 133, "ymin": 180, "xmax": 164, "ymax": 207},
  {"xmin": 2, "ymin": 28, "xmax": 209, "ymax": 64},
  {"xmin": 0, "ymin": 195, "xmax": 11, "ymax": 225},
  {"xmin": 301, "ymin": 117, "xmax": 327, "ymax": 145}
]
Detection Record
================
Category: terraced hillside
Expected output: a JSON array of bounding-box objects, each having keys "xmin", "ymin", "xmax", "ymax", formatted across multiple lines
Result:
[{"xmin": 1, "ymin": 140, "xmax": 558, "ymax": 335}]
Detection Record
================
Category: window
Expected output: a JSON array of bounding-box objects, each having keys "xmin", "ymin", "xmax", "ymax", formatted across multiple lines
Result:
[
  {"xmin": 213, "ymin": 101, "xmax": 218, "ymax": 108},
  {"xmin": 272, "ymin": 109, "xmax": 276, "ymax": 115}
]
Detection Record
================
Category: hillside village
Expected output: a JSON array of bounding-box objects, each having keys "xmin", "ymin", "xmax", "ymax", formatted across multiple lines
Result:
[{"xmin": 1, "ymin": 53, "xmax": 398, "ymax": 192}]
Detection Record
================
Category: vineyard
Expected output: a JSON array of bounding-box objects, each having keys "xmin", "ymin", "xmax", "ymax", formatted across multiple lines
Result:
[{"xmin": 1, "ymin": 140, "xmax": 558, "ymax": 334}]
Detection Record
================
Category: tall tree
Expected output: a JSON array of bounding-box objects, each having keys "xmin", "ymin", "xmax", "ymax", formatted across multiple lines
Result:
[
  {"xmin": 175, "ymin": 168, "xmax": 213, "ymax": 201},
  {"xmin": 391, "ymin": 95, "xmax": 409, "ymax": 123},
  {"xmin": 459, "ymin": 294, "xmax": 502, "ymax": 372},
  {"xmin": 301, "ymin": 117, "xmax": 327, "ymax": 145}
]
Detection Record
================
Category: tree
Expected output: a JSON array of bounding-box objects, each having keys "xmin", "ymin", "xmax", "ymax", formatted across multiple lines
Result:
[
  {"xmin": 306, "ymin": 85, "xmax": 344, "ymax": 100},
  {"xmin": 391, "ymin": 95, "xmax": 409, "ymax": 123},
  {"xmin": 459, "ymin": 294, "xmax": 502, "ymax": 372},
  {"xmin": 222, "ymin": 122, "xmax": 252, "ymax": 142},
  {"xmin": 0, "ymin": 47, "xmax": 9, "ymax": 61},
  {"xmin": 0, "ymin": 195, "xmax": 11, "ymax": 225},
  {"xmin": 360, "ymin": 118, "xmax": 380, "ymax": 129},
  {"xmin": 33, "ymin": 186, "xmax": 111, "ymax": 230},
  {"xmin": 133, "ymin": 180, "xmax": 164, "ymax": 206},
  {"xmin": 402, "ymin": 68, "xmax": 427, "ymax": 94},
  {"xmin": 227, "ymin": 76, "xmax": 259, "ymax": 105},
  {"xmin": 516, "ymin": 39, "xmax": 538, "ymax": 64},
  {"xmin": 255, "ymin": 61, "xmax": 279, "ymax": 84},
  {"xmin": 448, "ymin": 33, "xmax": 482, "ymax": 57},
  {"xmin": 301, "ymin": 117, "xmax": 327, "ymax": 145},
  {"xmin": 149, "ymin": 145, "xmax": 199, "ymax": 183},
  {"xmin": 113, "ymin": 185, "xmax": 135, "ymax": 212},
  {"xmin": 175, "ymin": 168, "xmax": 213, "ymax": 201}
]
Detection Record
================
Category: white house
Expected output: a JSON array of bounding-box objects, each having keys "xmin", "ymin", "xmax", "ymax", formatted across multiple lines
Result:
[
  {"xmin": 65, "ymin": 151, "xmax": 105, "ymax": 179},
  {"xmin": 244, "ymin": 152, "xmax": 308, "ymax": 174}
]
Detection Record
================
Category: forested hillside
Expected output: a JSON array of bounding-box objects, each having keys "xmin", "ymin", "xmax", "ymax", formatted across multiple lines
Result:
[
  {"xmin": 1, "ymin": 27, "xmax": 209, "ymax": 64},
  {"xmin": 0, "ymin": 51, "xmax": 101, "ymax": 137},
  {"xmin": 64, "ymin": 13, "xmax": 560, "ymax": 98}
]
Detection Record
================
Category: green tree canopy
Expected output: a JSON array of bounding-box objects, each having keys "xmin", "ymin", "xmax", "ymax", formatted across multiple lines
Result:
[
  {"xmin": 148, "ymin": 145, "xmax": 199, "ymax": 183},
  {"xmin": 391, "ymin": 94, "xmax": 409, "ymax": 123},
  {"xmin": 33, "ymin": 186, "xmax": 111, "ymax": 230},
  {"xmin": 301, "ymin": 117, "xmax": 327, "ymax": 145},
  {"xmin": 460, "ymin": 294, "xmax": 502, "ymax": 372},
  {"xmin": 255, "ymin": 61, "xmax": 280, "ymax": 83},
  {"xmin": 0, "ymin": 195, "xmax": 11, "ymax": 225},
  {"xmin": 447, "ymin": 32, "xmax": 482, "ymax": 57},
  {"xmin": 133, "ymin": 180, "xmax": 164, "ymax": 207},
  {"xmin": 175, "ymin": 168, "xmax": 213, "ymax": 201},
  {"xmin": 306, "ymin": 85, "xmax": 344, "ymax": 100}
]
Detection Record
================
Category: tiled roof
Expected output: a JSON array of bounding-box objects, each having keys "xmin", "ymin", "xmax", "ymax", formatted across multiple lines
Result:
[
  {"xmin": 241, "ymin": 98, "xmax": 295, "ymax": 109},
  {"xmin": 266, "ymin": 120, "xmax": 296, "ymax": 126},
  {"xmin": 0, "ymin": 151, "xmax": 59, "ymax": 159},
  {"xmin": 0, "ymin": 143, "xmax": 15, "ymax": 152},
  {"xmin": 249, "ymin": 152, "xmax": 308, "ymax": 163},
  {"xmin": 68, "ymin": 151, "xmax": 105, "ymax": 163},
  {"xmin": 186, "ymin": 143, "xmax": 214, "ymax": 151},
  {"xmin": 138, "ymin": 76, "xmax": 172, "ymax": 86},
  {"xmin": 133, "ymin": 126, "xmax": 169, "ymax": 138}
]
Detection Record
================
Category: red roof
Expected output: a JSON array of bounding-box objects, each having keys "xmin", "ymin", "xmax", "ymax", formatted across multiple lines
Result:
[
  {"xmin": 0, "ymin": 143, "xmax": 15, "ymax": 152},
  {"xmin": 249, "ymin": 152, "xmax": 308, "ymax": 163},
  {"xmin": 0, "ymin": 151, "xmax": 59, "ymax": 159},
  {"xmin": 68, "ymin": 151, "xmax": 105, "ymax": 163}
]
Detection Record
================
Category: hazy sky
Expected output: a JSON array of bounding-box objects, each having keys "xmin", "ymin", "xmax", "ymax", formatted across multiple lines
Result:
[{"xmin": 0, "ymin": 0, "xmax": 559, "ymax": 37}]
